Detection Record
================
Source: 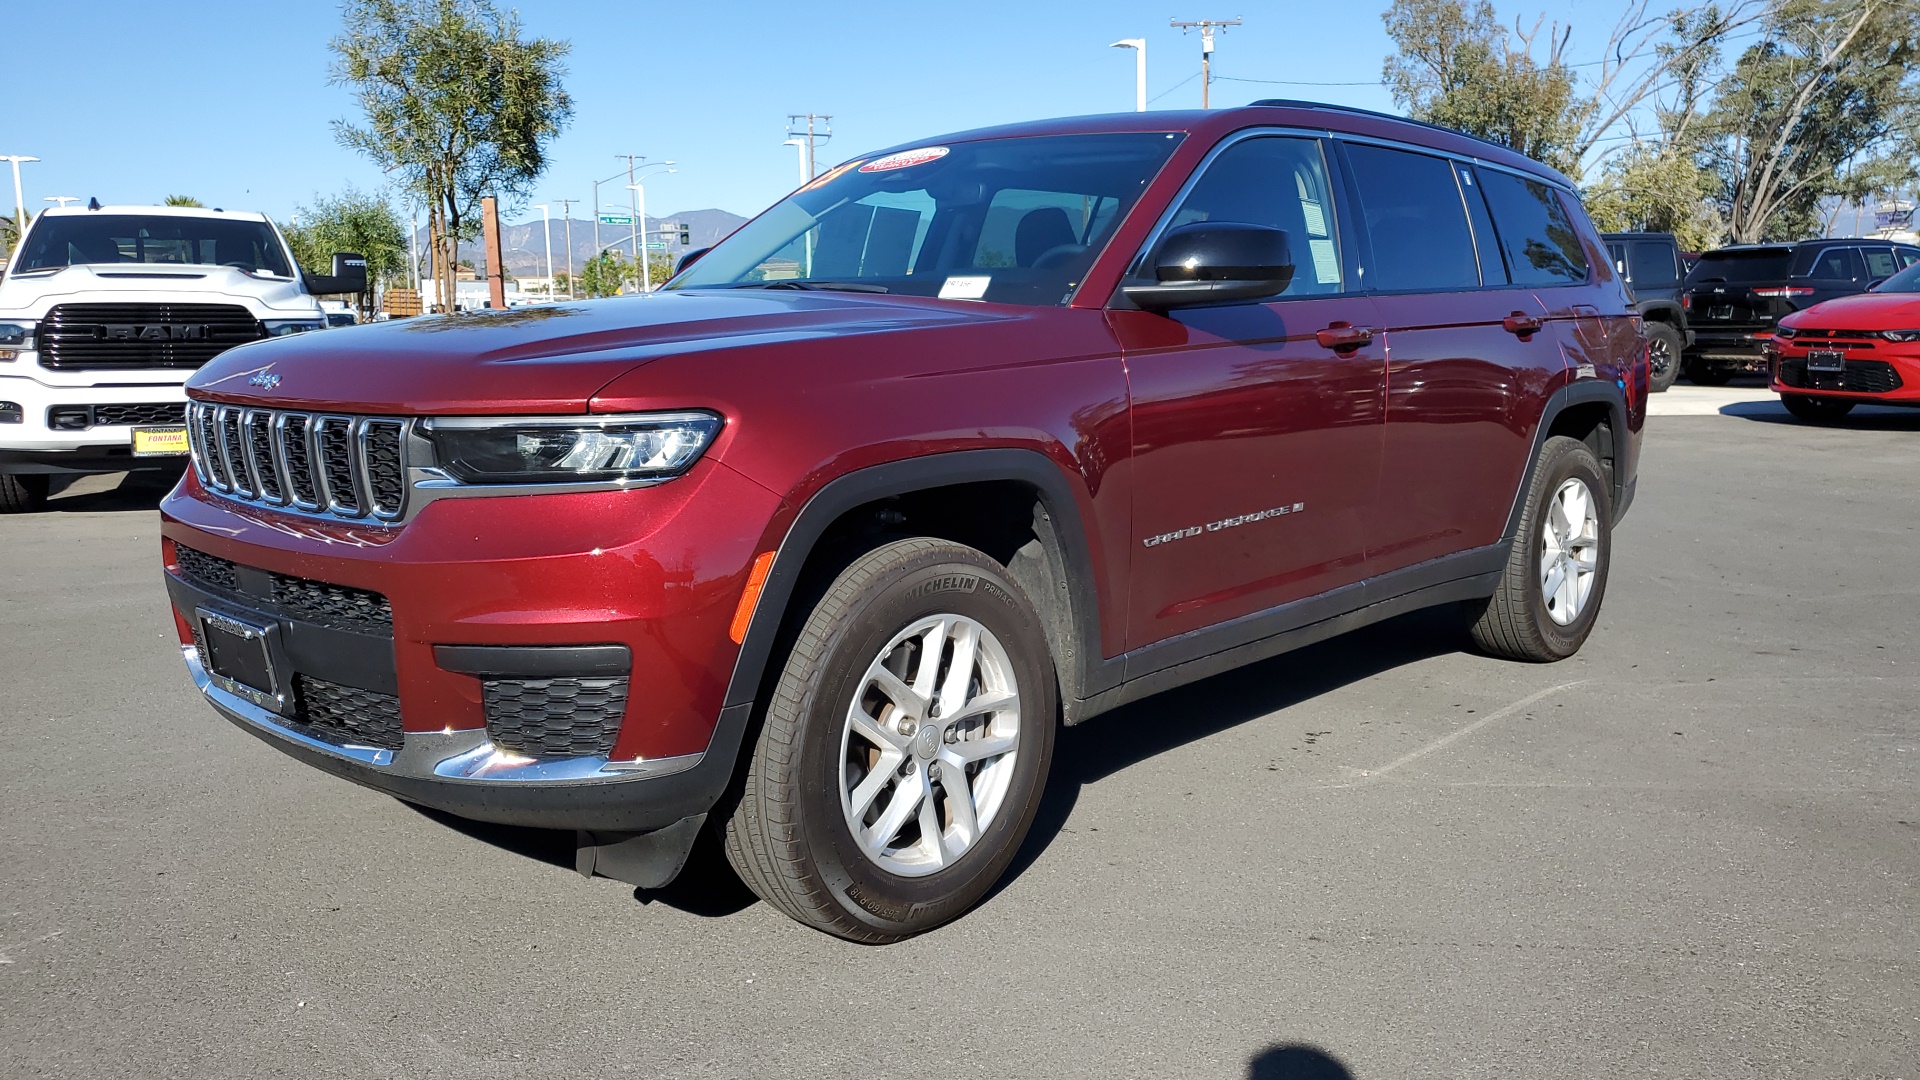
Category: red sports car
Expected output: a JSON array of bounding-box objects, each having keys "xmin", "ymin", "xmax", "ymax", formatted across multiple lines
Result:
[{"xmin": 1770, "ymin": 261, "xmax": 1920, "ymax": 422}]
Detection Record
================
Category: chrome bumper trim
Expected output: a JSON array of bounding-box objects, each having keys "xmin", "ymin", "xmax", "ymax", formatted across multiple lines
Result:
[{"xmin": 182, "ymin": 644, "xmax": 702, "ymax": 784}]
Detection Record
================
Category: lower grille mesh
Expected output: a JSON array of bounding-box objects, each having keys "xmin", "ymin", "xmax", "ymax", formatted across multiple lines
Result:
[
  {"xmin": 294, "ymin": 674, "xmax": 404, "ymax": 751},
  {"xmin": 1779, "ymin": 358, "xmax": 1904, "ymax": 394},
  {"xmin": 484, "ymin": 677, "xmax": 630, "ymax": 759}
]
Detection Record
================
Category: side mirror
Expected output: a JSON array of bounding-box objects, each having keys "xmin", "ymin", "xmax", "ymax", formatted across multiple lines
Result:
[
  {"xmin": 1123, "ymin": 222, "xmax": 1296, "ymax": 312},
  {"xmin": 304, "ymin": 252, "xmax": 368, "ymax": 295},
  {"xmin": 674, "ymin": 246, "xmax": 712, "ymax": 276},
  {"xmin": 1868, "ymin": 276, "xmax": 1889, "ymax": 291}
]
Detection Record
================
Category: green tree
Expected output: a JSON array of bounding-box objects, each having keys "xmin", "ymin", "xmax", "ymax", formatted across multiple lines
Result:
[
  {"xmin": 329, "ymin": 0, "xmax": 573, "ymax": 314},
  {"xmin": 578, "ymin": 249, "xmax": 632, "ymax": 298},
  {"xmin": 1584, "ymin": 146, "xmax": 1726, "ymax": 249},
  {"xmin": 1697, "ymin": 0, "xmax": 1920, "ymax": 242},
  {"xmin": 284, "ymin": 186, "xmax": 411, "ymax": 316},
  {"xmin": 163, "ymin": 195, "xmax": 205, "ymax": 207},
  {"xmin": 0, "ymin": 208, "xmax": 28, "ymax": 258}
]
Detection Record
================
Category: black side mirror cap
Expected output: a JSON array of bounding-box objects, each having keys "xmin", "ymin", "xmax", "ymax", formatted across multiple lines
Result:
[
  {"xmin": 674, "ymin": 246, "xmax": 713, "ymax": 276},
  {"xmin": 1123, "ymin": 222, "xmax": 1296, "ymax": 312},
  {"xmin": 304, "ymin": 252, "xmax": 368, "ymax": 295}
]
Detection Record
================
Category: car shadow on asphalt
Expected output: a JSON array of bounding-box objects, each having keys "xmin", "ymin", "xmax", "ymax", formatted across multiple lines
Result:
[
  {"xmin": 1246, "ymin": 1044, "xmax": 1355, "ymax": 1079},
  {"xmin": 1720, "ymin": 399, "xmax": 1920, "ymax": 429},
  {"xmin": 411, "ymin": 603, "xmax": 1469, "ymax": 922},
  {"xmin": 38, "ymin": 470, "xmax": 182, "ymax": 513},
  {"xmin": 993, "ymin": 603, "xmax": 1468, "ymax": 900}
]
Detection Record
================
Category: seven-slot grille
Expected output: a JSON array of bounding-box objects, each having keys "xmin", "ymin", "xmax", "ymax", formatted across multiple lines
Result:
[
  {"xmin": 187, "ymin": 401, "xmax": 409, "ymax": 521},
  {"xmin": 39, "ymin": 303, "xmax": 264, "ymax": 369}
]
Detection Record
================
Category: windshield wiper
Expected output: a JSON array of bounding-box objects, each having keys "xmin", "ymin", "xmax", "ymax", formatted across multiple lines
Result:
[{"xmin": 730, "ymin": 280, "xmax": 890, "ymax": 294}]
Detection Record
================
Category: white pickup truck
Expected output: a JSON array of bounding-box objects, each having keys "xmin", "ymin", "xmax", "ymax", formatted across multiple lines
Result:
[{"xmin": 0, "ymin": 204, "xmax": 364, "ymax": 511}]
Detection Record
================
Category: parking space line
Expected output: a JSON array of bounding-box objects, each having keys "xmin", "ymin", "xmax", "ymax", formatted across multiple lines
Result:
[{"xmin": 1341, "ymin": 680, "xmax": 1590, "ymax": 783}]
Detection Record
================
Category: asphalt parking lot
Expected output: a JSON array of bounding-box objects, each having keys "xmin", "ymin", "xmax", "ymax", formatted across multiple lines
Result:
[{"xmin": 3, "ymin": 386, "xmax": 1916, "ymax": 1080}]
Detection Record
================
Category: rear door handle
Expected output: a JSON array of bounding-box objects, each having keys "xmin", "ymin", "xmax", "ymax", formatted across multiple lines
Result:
[
  {"xmin": 1503, "ymin": 312, "xmax": 1545, "ymax": 338},
  {"xmin": 1315, "ymin": 322, "xmax": 1377, "ymax": 351}
]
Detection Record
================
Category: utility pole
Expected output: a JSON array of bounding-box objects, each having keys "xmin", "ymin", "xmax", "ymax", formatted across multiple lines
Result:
[
  {"xmin": 555, "ymin": 197, "xmax": 578, "ymax": 299},
  {"xmin": 1170, "ymin": 17, "xmax": 1240, "ymax": 108},
  {"xmin": 618, "ymin": 153, "xmax": 645, "ymax": 289},
  {"xmin": 533, "ymin": 204, "xmax": 554, "ymax": 300},
  {"xmin": 786, "ymin": 114, "xmax": 832, "ymax": 179}
]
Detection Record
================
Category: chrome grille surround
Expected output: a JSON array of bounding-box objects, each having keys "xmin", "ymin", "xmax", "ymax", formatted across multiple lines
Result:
[{"xmin": 186, "ymin": 401, "xmax": 409, "ymax": 522}]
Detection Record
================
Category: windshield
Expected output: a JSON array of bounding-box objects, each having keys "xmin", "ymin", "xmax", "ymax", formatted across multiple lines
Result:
[
  {"xmin": 669, "ymin": 132, "xmax": 1183, "ymax": 306},
  {"xmin": 1687, "ymin": 248, "xmax": 1791, "ymax": 285},
  {"xmin": 14, "ymin": 214, "xmax": 295, "ymax": 277},
  {"xmin": 1871, "ymin": 261, "xmax": 1920, "ymax": 293}
]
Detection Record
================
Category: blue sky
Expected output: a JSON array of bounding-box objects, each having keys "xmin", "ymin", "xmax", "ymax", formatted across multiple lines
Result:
[{"xmin": 9, "ymin": 0, "xmax": 1596, "ymax": 226}]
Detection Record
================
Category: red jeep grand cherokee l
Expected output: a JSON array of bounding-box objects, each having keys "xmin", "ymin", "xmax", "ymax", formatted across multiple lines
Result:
[{"xmin": 161, "ymin": 102, "xmax": 1644, "ymax": 942}]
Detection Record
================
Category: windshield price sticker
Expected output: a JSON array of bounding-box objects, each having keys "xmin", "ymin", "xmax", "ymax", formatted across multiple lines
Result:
[
  {"xmin": 938, "ymin": 275, "xmax": 991, "ymax": 300},
  {"xmin": 859, "ymin": 146, "xmax": 950, "ymax": 173}
]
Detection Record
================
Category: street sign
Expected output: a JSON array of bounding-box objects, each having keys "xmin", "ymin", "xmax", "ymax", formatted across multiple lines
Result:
[
  {"xmin": 646, "ymin": 242, "xmax": 668, "ymax": 251},
  {"xmin": 598, "ymin": 214, "xmax": 633, "ymax": 226}
]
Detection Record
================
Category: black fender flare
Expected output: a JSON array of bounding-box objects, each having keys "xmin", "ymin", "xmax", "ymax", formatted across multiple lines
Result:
[
  {"xmin": 719, "ymin": 448, "xmax": 1111, "ymax": 718},
  {"xmin": 1500, "ymin": 379, "xmax": 1633, "ymax": 543}
]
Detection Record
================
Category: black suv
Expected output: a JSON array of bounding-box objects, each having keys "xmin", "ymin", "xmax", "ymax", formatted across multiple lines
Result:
[
  {"xmin": 1684, "ymin": 238, "xmax": 1920, "ymax": 385},
  {"xmin": 1603, "ymin": 232, "xmax": 1691, "ymax": 392}
]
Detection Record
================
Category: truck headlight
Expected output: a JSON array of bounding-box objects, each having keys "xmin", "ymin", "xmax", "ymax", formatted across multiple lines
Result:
[
  {"xmin": 0, "ymin": 321, "xmax": 33, "ymax": 360},
  {"xmin": 421, "ymin": 412, "xmax": 722, "ymax": 485},
  {"xmin": 262, "ymin": 319, "xmax": 325, "ymax": 337}
]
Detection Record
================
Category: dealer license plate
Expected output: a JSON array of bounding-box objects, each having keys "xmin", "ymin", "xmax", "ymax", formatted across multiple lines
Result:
[
  {"xmin": 1708, "ymin": 305, "xmax": 1734, "ymax": 320},
  {"xmin": 196, "ymin": 608, "xmax": 283, "ymax": 709},
  {"xmin": 1806, "ymin": 349, "xmax": 1846, "ymax": 373},
  {"xmin": 132, "ymin": 425, "xmax": 190, "ymax": 457}
]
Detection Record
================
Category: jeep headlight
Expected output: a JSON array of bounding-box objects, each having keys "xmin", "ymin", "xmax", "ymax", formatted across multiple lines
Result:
[
  {"xmin": 422, "ymin": 412, "xmax": 722, "ymax": 485},
  {"xmin": 262, "ymin": 319, "xmax": 325, "ymax": 337},
  {"xmin": 0, "ymin": 321, "xmax": 33, "ymax": 360}
]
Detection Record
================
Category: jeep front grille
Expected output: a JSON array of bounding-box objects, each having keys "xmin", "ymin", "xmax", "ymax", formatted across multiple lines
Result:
[
  {"xmin": 186, "ymin": 401, "xmax": 409, "ymax": 521},
  {"xmin": 40, "ymin": 303, "xmax": 264, "ymax": 370}
]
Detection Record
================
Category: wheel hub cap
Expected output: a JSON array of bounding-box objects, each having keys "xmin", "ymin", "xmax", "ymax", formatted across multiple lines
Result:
[
  {"xmin": 1540, "ymin": 477, "xmax": 1600, "ymax": 626},
  {"xmin": 839, "ymin": 613, "xmax": 1021, "ymax": 877}
]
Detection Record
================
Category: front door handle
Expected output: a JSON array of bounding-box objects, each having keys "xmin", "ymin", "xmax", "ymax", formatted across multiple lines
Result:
[
  {"xmin": 1503, "ymin": 312, "xmax": 1546, "ymax": 338},
  {"xmin": 1315, "ymin": 322, "xmax": 1377, "ymax": 352}
]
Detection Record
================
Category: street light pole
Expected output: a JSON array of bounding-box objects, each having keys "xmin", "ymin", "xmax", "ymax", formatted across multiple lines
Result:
[
  {"xmin": 1, "ymin": 155, "xmax": 38, "ymax": 247},
  {"xmin": 782, "ymin": 138, "xmax": 808, "ymax": 187},
  {"xmin": 1110, "ymin": 39, "xmax": 1147, "ymax": 111},
  {"xmin": 626, "ymin": 164, "xmax": 676, "ymax": 294},
  {"xmin": 533, "ymin": 203, "xmax": 554, "ymax": 300},
  {"xmin": 555, "ymin": 197, "xmax": 578, "ymax": 299}
]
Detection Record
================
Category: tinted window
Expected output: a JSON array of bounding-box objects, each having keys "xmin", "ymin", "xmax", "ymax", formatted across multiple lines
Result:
[
  {"xmin": 1154, "ymin": 136, "xmax": 1344, "ymax": 296},
  {"xmin": 17, "ymin": 214, "xmax": 294, "ymax": 277},
  {"xmin": 1478, "ymin": 170, "xmax": 1590, "ymax": 286},
  {"xmin": 1343, "ymin": 143, "xmax": 1479, "ymax": 292},
  {"xmin": 1789, "ymin": 246, "xmax": 1862, "ymax": 280},
  {"xmin": 1629, "ymin": 241, "xmax": 1681, "ymax": 288},
  {"xmin": 1870, "ymin": 261, "xmax": 1920, "ymax": 293},
  {"xmin": 1861, "ymin": 246, "xmax": 1899, "ymax": 279},
  {"xmin": 1688, "ymin": 249, "xmax": 1792, "ymax": 283},
  {"xmin": 670, "ymin": 132, "xmax": 1181, "ymax": 306},
  {"xmin": 1900, "ymin": 248, "xmax": 1920, "ymax": 269},
  {"xmin": 1456, "ymin": 163, "xmax": 1508, "ymax": 284}
]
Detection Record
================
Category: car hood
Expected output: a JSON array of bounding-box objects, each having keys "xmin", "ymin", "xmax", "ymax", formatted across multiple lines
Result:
[
  {"xmin": 0, "ymin": 263, "xmax": 321, "ymax": 316},
  {"xmin": 1784, "ymin": 291, "xmax": 1920, "ymax": 329},
  {"xmin": 186, "ymin": 289, "xmax": 1013, "ymax": 414}
]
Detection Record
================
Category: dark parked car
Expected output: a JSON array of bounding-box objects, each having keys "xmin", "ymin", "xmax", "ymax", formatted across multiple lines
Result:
[
  {"xmin": 1603, "ymin": 231, "xmax": 1691, "ymax": 392},
  {"xmin": 1684, "ymin": 238, "xmax": 1920, "ymax": 385},
  {"xmin": 160, "ymin": 101, "xmax": 1644, "ymax": 942}
]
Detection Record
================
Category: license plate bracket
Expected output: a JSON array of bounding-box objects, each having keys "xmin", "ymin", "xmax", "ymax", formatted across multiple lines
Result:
[
  {"xmin": 1806, "ymin": 349, "xmax": 1846, "ymax": 373},
  {"xmin": 1708, "ymin": 305, "xmax": 1734, "ymax": 320},
  {"xmin": 196, "ymin": 608, "xmax": 287, "ymax": 713},
  {"xmin": 132, "ymin": 425, "xmax": 190, "ymax": 457}
]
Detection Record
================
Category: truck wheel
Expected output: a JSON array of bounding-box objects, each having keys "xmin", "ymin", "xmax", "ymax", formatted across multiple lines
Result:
[
  {"xmin": 0, "ymin": 474, "xmax": 49, "ymax": 513},
  {"xmin": 1780, "ymin": 393, "xmax": 1855, "ymax": 424},
  {"xmin": 724, "ymin": 538, "xmax": 1056, "ymax": 943},
  {"xmin": 1646, "ymin": 323, "xmax": 1683, "ymax": 393},
  {"xmin": 1467, "ymin": 436, "xmax": 1612, "ymax": 662},
  {"xmin": 1684, "ymin": 355, "xmax": 1733, "ymax": 386}
]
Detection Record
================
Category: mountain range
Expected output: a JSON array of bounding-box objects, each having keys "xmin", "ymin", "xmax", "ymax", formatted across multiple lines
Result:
[{"xmin": 423, "ymin": 208, "xmax": 750, "ymax": 277}]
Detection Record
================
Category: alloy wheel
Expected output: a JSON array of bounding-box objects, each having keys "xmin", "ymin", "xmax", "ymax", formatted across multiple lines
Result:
[
  {"xmin": 839, "ymin": 614, "xmax": 1021, "ymax": 877},
  {"xmin": 1539, "ymin": 477, "xmax": 1600, "ymax": 626}
]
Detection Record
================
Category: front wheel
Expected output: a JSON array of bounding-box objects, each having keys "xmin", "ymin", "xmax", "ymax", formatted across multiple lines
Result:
[
  {"xmin": 1467, "ymin": 436, "xmax": 1612, "ymax": 662},
  {"xmin": 1780, "ymin": 393, "xmax": 1856, "ymax": 424},
  {"xmin": 0, "ymin": 474, "xmax": 49, "ymax": 513},
  {"xmin": 724, "ymin": 538, "xmax": 1056, "ymax": 942}
]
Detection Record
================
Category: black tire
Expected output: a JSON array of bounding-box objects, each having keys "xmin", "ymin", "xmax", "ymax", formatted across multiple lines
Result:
[
  {"xmin": 1467, "ymin": 436, "xmax": 1612, "ymax": 662},
  {"xmin": 1780, "ymin": 393, "xmax": 1856, "ymax": 424},
  {"xmin": 1684, "ymin": 355, "xmax": 1734, "ymax": 386},
  {"xmin": 1646, "ymin": 322, "xmax": 1684, "ymax": 393},
  {"xmin": 0, "ymin": 474, "xmax": 49, "ymax": 513},
  {"xmin": 723, "ymin": 538, "xmax": 1057, "ymax": 943}
]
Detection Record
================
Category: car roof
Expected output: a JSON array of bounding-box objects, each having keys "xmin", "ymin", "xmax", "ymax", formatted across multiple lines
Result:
[
  {"xmin": 859, "ymin": 99, "xmax": 1576, "ymax": 191},
  {"xmin": 1702, "ymin": 238, "xmax": 1918, "ymax": 254},
  {"xmin": 37, "ymin": 205, "xmax": 271, "ymax": 223}
]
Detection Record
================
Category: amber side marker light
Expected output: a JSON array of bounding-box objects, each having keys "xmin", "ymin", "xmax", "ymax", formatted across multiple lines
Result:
[{"xmin": 729, "ymin": 551, "xmax": 778, "ymax": 644}]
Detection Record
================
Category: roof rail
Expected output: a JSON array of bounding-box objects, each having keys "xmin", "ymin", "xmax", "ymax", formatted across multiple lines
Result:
[{"xmin": 1246, "ymin": 98, "xmax": 1520, "ymax": 158}]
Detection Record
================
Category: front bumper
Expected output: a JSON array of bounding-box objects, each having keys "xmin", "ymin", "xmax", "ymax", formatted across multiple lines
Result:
[
  {"xmin": 161, "ymin": 456, "xmax": 782, "ymax": 831},
  {"xmin": 0, "ymin": 371, "xmax": 189, "ymax": 471},
  {"xmin": 1769, "ymin": 343, "xmax": 1920, "ymax": 403}
]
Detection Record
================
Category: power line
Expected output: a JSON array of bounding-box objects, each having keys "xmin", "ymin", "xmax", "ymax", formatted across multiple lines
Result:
[
  {"xmin": 1170, "ymin": 17, "xmax": 1241, "ymax": 108},
  {"xmin": 1213, "ymin": 74, "xmax": 1378, "ymax": 87},
  {"xmin": 1147, "ymin": 70, "xmax": 1201, "ymax": 105}
]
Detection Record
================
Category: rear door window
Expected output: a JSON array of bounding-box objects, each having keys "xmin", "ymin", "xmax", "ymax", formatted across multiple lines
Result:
[
  {"xmin": 1151, "ymin": 135, "xmax": 1345, "ymax": 296},
  {"xmin": 1629, "ymin": 241, "xmax": 1681, "ymax": 288},
  {"xmin": 1342, "ymin": 143, "xmax": 1480, "ymax": 292},
  {"xmin": 1861, "ymin": 246, "xmax": 1900, "ymax": 280},
  {"xmin": 1477, "ymin": 170, "xmax": 1590, "ymax": 286}
]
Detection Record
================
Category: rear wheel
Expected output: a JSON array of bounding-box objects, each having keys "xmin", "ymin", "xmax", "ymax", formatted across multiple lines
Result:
[
  {"xmin": 1468, "ymin": 436, "xmax": 1612, "ymax": 662},
  {"xmin": 1684, "ymin": 355, "xmax": 1734, "ymax": 386},
  {"xmin": 1780, "ymin": 393, "xmax": 1856, "ymax": 424},
  {"xmin": 1646, "ymin": 322, "xmax": 1683, "ymax": 393},
  {"xmin": 0, "ymin": 474, "xmax": 49, "ymax": 514},
  {"xmin": 724, "ymin": 538, "xmax": 1056, "ymax": 943}
]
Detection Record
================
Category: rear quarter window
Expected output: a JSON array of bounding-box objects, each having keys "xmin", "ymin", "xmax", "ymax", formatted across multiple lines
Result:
[
  {"xmin": 1789, "ymin": 246, "xmax": 1862, "ymax": 280},
  {"xmin": 1478, "ymin": 170, "xmax": 1590, "ymax": 286}
]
